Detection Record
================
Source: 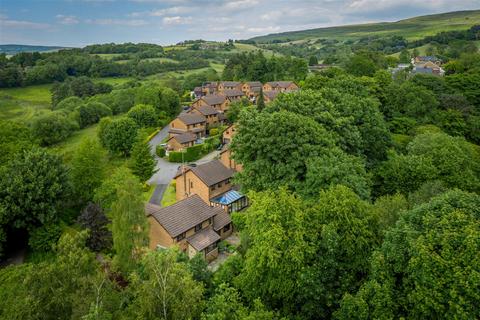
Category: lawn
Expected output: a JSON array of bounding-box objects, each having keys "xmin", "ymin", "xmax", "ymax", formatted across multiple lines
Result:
[
  {"xmin": 161, "ymin": 180, "xmax": 177, "ymax": 207},
  {"xmin": 94, "ymin": 76, "xmax": 135, "ymax": 86}
]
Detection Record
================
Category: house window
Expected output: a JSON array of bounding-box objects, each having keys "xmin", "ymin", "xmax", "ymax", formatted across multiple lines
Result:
[
  {"xmin": 190, "ymin": 181, "xmax": 193, "ymax": 188},
  {"xmin": 217, "ymin": 182, "xmax": 222, "ymax": 188},
  {"xmin": 225, "ymin": 179, "xmax": 230, "ymax": 184},
  {"xmin": 195, "ymin": 223, "xmax": 202, "ymax": 232},
  {"xmin": 205, "ymin": 242, "xmax": 217, "ymax": 254},
  {"xmin": 210, "ymin": 185, "xmax": 215, "ymax": 191},
  {"xmin": 223, "ymin": 223, "xmax": 231, "ymax": 233},
  {"xmin": 176, "ymin": 232, "xmax": 186, "ymax": 242},
  {"xmin": 208, "ymin": 218, "xmax": 213, "ymax": 225},
  {"xmin": 172, "ymin": 123, "xmax": 174, "ymax": 128}
]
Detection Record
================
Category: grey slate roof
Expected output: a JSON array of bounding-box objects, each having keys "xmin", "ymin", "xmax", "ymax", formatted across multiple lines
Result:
[
  {"xmin": 178, "ymin": 113, "xmax": 206, "ymax": 125},
  {"xmin": 187, "ymin": 227, "xmax": 220, "ymax": 251},
  {"xmin": 266, "ymin": 81, "xmax": 296, "ymax": 89},
  {"xmin": 145, "ymin": 195, "xmax": 223, "ymax": 237},
  {"xmin": 264, "ymin": 90, "xmax": 279, "ymax": 100},
  {"xmin": 220, "ymin": 81, "xmax": 241, "ymax": 87},
  {"xmin": 169, "ymin": 132, "xmax": 197, "ymax": 144},
  {"xmin": 175, "ymin": 160, "xmax": 234, "ymax": 187},
  {"xmin": 213, "ymin": 210, "xmax": 231, "ymax": 231},
  {"xmin": 245, "ymin": 81, "xmax": 262, "ymax": 87},
  {"xmin": 223, "ymin": 89, "xmax": 244, "ymax": 98},
  {"xmin": 194, "ymin": 104, "xmax": 218, "ymax": 116},
  {"xmin": 202, "ymin": 94, "xmax": 226, "ymax": 106}
]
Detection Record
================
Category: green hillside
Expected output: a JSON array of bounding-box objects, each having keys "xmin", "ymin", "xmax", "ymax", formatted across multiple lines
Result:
[{"xmin": 250, "ymin": 10, "xmax": 480, "ymax": 43}]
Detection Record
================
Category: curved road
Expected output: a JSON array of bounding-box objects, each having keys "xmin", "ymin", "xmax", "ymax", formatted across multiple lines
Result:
[{"xmin": 147, "ymin": 125, "xmax": 220, "ymax": 205}]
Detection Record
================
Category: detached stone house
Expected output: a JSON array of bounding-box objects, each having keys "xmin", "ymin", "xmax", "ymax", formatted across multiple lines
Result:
[
  {"xmin": 188, "ymin": 104, "xmax": 223, "ymax": 129},
  {"xmin": 241, "ymin": 81, "xmax": 262, "ymax": 98},
  {"xmin": 145, "ymin": 195, "xmax": 232, "ymax": 262},
  {"xmin": 218, "ymin": 81, "xmax": 242, "ymax": 92},
  {"xmin": 169, "ymin": 113, "xmax": 206, "ymax": 138},
  {"xmin": 192, "ymin": 94, "xmax": 229, "ymax": 112},
  {"xmin": 263, "ymin": 81, "xmax": 299, "ymax": 92},
  {"xmin": 167, "ymin": 132, "xmax": 196, "ymax": 152},
  {"xmin": 175, "ymin": 160, "xmax": 234, "ymax": 203},
  {"xmin": 175, "ymin": 160, "xmax": 248, "ymax": 213}
]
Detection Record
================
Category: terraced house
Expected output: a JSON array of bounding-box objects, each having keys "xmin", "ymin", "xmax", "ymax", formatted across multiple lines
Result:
[
  {"xmin": 241, "ymin": 81, "xmax": 263, "ymax": 98},
  {"xmin": 263, "ymin": 81, "xmax": 299, "ymax": 92},
  {"xmin": 188, "ymin": 104, "xmax": 225, "ymax": 130},
  {"xmin": 192, "ymin": 94, "xmax": 229, "ymax": 112},
  {"xmin": 145, "ymin": 195, "xmax": 232, "ymax": 262},
  {"xmin": 217, "ymin": 81, "xmax": 242, "ymax": 92},
  {"xmin": 166, "ymin": 132, "xmax": 197, "ymax": 152},
  {"xmin": 169, "ymin": 113, "xmax": 207, "ymax": 138}
]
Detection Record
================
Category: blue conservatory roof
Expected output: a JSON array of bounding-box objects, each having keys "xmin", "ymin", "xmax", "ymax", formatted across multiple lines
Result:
[{"xmin": 211, "ymin": 190, "xmax": 244, "ymax": 205}]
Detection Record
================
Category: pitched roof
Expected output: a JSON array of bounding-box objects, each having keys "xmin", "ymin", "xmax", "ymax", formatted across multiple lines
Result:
[
  {"xmin": 220, "ymin": 81, "xmax": 241, "ymax": 87},
  {"xmin": 245, "ymin": 81, "xmax": 262, "ymax": 87},
  {"xmin": 264, "ymin": 90, "xmax": 279, "ymax": 100},
  {"xmin": 177, "ymin": 113, "xmax": 206, "ymax": 125},
  {"xmin": 223, "ymin": 89, "xmax": 244, "ymax": 98},
  {"xmin": 169, "ymin": 132, "xmax": 197, "ymax": 144},
  {"xmin": 187, "ymin": 227, "xmax": 220, "ymax": 251},
  {"xmin": 203, "ymin": 94, "xmax": 226, "ymax": 106},
  {"xmin": 193, "ymin": 104, "xmax": 218, "ymax": 116},
  {"xmin": 175, "ymin": 160, "xmax": 234, "ymax": 187},
  {"xmin": 145, "ymin": 195, "xmax": 223, "ymax": 237},
  {"xmin": 266, "ymin": 81, "xmax": 296, "ymax": 89},
  {"xmin": 213, "ymin": 210, "xmax": 231, "ymax": 231}
]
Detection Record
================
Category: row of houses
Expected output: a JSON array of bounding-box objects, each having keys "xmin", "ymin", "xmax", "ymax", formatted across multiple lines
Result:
[
  {"xmin": 392, "ymin": 56, "xmax": 445, "ymax": 76},
  {"xmin": 194, "ymin": 80, "xmax": 299, "ymax": 101},
  {"xmin": 167, "ymin": 81, "xmax": 298, "ymax": 152},
  {"xmin": 146, "ymin": 125, "xmax": 245, "ymax": 262}
]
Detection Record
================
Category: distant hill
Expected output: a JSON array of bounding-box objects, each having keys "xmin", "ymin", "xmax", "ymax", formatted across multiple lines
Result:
[
  {"xmin": 0, "ymin": 44, "xmax": 69, "ymax": 55},
  {"xmin": 249, "ymin": 10, "xmax": 480, "ymax": 43}
]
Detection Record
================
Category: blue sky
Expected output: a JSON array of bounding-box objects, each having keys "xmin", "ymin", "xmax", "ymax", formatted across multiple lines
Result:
[{"xmin": 0, "ymin": 0, "xmax": 479, "ymax": 47}]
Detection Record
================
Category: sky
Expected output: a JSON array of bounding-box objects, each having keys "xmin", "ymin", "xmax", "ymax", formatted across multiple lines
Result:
[{"xmin": 0, "ymin": 0, "xmax": 479, "ymax": 47}]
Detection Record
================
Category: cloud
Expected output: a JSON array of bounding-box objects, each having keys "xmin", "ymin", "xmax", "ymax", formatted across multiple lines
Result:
[
  {"xmin": 56, "ymin": 15, "xmax": 79, "ymax": 25},
  {"xmin": 0, "ymin": 15, "xmax": 50, "ymax": 29},
  {"xmin": 222, "ymin": 0, "xmax": 259, "ymax": 10},
  {"xmin": 85, "ymin": 18, "xmax": 148, "ymax": 26},
  {"xmin": 162, "ymin": 16, "xmax": 193, "ymax": 25}
]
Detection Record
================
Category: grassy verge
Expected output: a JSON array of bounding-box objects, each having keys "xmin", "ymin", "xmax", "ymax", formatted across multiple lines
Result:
[
  {"xmin": 161, "ymin": 180, "xmax": 177, "ymax": 207},
  {"xmin": 143, "ymin": 183, "xmax": 156, "ymax": 202}
]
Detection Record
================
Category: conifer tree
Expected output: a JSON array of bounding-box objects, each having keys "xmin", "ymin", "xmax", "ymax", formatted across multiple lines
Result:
[{"xmin": 129, "ymin": 134, "xmax": 157, "ymax": 183}]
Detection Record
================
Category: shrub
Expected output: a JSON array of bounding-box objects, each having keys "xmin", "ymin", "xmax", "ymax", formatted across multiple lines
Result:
[
  {"xmin": 77, "ymin": 101, "xmax": 112, "ymax": 128},
  {"xmin": 185, "ymin": 144, "xmax": 204, "ymax": 160},
  {"xmin": 31, "ymin": 111, "xmax": 79, "ymax": 146},
  {"xmin": 98, "ymin": 117, "xmax": 138, "ymax": 155},
  {"xmin": 168, "ymin": 151, "xmax": 185, "ymax": 163},
  {"xmin": 53, "ymin": 96, "xmax": 83, "ymax": 111},
  {"xmin": 127, "ymin": 104, "xmax": 157, "ymax": 128},
  {"xmin": 156, "ymin": 145, "xmax": 166, "ymax": 157},
  {"xmin": 28, "ymin": 223, "xmax": 63, "ymax": 252},
  {"xmin": 209, "ymin": 128, "xmax": 219, "ymax": 136}
]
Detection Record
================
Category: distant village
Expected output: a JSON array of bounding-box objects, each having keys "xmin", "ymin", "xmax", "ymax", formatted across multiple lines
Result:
[
  {"xmin": 391, "ymin": 55, "xmax": 445, "ymax": 76},
  {"xmin": 146, "ymin": 80, "xmax": 299, "ymax": 263}
]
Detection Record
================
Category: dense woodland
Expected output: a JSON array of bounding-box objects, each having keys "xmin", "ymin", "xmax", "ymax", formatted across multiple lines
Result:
[{"xmin": 0, "ymin": 25, "xmax": 480, "ymax": 320}]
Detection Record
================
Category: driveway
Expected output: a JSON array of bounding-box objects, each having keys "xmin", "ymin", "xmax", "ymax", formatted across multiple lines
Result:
[
  {"xmin": 147, "ymin": 125, "xmax": 220, "ymax": 205},
  {"xmin": 148, "ymin": 125, "xmax": 179, "ymax": 204}
]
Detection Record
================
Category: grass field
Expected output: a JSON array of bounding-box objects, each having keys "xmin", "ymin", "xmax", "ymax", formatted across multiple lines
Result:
[
  {"xmin": 0, "ymin": 84, "xmax": 52, "ymax": 122},
  {"xmin": 250, "ymin": 10, "xmax": 480, "ymax": 43}
]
